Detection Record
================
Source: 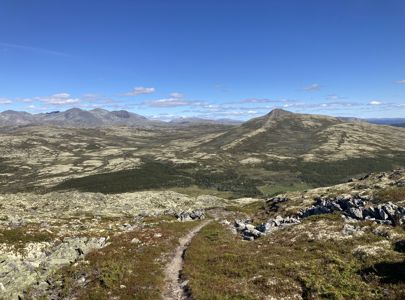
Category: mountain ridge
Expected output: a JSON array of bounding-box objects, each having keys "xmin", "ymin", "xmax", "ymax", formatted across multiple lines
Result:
[
  {"xmin": 0, "ymin": 107, "xmax": 404, "ymax": 129},
  {"xmin": 0, "ymin": 108, "xmax": 242, "ymax": 128}
]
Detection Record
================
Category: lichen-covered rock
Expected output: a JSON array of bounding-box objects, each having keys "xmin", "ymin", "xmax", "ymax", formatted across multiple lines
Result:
[
  {"xmin": 0, "ymin": 237, "xmax": 108, "ymax": 299},
  {"xmin": 297, "ymin": 196, "xmax": 405, "ymax": 225},
  {"xmin": 235, "ymin": 216, "xmax": 300, "ymax": 240},
  {"xmin": 175, "ymin": 210, "xmax": 205, "ymax": 221}
]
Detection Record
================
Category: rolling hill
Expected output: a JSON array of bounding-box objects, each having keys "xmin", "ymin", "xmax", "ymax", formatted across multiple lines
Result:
[{"xmin": 201, "ymin": 109, "xmax": 405, "ymax": 162}]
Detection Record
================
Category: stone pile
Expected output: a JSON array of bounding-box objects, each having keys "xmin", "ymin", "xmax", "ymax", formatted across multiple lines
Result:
[
  {"xmin": 235, "ymin": 193, "xmax": 405, "ymax": 240},
  {"xmin": 175, "ymin": 210, "xmax": 205, "ymax": 222},
  {"xmin": 235, "ymin": 215, "xmax": 300, "ymax": 241},
  {"xmin": 298, "ymin": 195, "xmax": 405, "ymax": 225}
]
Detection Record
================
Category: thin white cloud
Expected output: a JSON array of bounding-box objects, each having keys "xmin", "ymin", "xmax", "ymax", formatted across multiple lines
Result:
[
  {"xmin": 0, "ymin": 98, "xmax": 12, "ymax": 104},
  {"xmin": 326, "ymin": 94, "xmax": 345, "ymax": 101},
  {"xmin": 146, "ymin": 98, "xmax": 192, "ymax": 107},
  {"xmin": 240, "ymin": 98, "xmax": 279, "ymax": 103},
  {"xmin": 124, "ymin": 87, "xmax": 155, "ymax": 96},
  {"xmin": 0, "ymin": 42, "xmax": 70, "ymax": 57},
  {"xmin": 304, "ymin": 83, "xmax": 321, "ymax": 92},
  {"xmin": 170, "ymin": 92, "xmax": 183, "ymax": 98},
  {"xmin": 37, "ymin": 93, "xmax": 80, "ymax": 105},
  {"xmin": 144, "ymin": 92, "xmax": 206, "ymax": 107},
  {"xmin": 395, "ymin": 79, "xmax": 405, "ymax": 84},
  {"xmin": 18, "ymin": 98, "xmax": 33, "ymax": 103},
  {"xmin": 369, "ymin": 100, "xmax": 382, "ymax": 105}
]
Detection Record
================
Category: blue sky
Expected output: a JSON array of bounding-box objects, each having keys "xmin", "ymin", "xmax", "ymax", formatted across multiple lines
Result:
[{"xmin": 0, "ymin": 0, "xmax": 405, "ymax": 120}]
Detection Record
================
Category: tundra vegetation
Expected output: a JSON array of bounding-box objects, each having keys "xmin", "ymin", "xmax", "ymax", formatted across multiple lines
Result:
[{"xmin": 0, "ymin": 109, "xmax": 405, "ymax": 299}]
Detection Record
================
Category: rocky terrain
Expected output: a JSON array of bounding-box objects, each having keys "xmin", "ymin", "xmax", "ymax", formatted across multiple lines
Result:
[
  {"xmin": 182, "ymin": 169, "xmax": 405, "ymax": 299},
  {"xmin": 0, "ymin": 109, "xmax": 404, "ymax": 299}
]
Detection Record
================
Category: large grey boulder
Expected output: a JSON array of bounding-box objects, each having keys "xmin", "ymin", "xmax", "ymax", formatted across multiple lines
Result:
[{"xmin": 175, "ymin": 210, "xmax": 205, "ymax": 222}]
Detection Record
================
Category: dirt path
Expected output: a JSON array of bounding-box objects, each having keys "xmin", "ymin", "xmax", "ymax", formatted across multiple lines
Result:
[{"xmin": 163, "ymin": 219, "xmax": 211, "ymax": 300}]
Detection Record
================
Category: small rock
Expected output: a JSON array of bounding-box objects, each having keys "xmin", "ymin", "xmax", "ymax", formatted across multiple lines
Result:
[
  {"xmin": 130, "ymin": 238, "xmax": 141, "ymax": 244},
  {"xmin": 245, "ymin": 224, "xmax": 255, "ymax": 231}
]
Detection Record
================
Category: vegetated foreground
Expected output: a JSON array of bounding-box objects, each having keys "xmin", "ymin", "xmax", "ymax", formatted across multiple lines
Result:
[
  {"xmin": 0, "ymin": 110, "xmax": 405, "ymax": 299},
  {"xmin": 0, "ymin": 168, "xmax": 404, "ymax": 299}
]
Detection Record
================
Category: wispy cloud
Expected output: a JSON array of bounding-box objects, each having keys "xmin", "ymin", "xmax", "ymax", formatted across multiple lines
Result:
[
  {"xmin": 395, "ymin": 79, "xmax": 405, "ymax": 84},
  {"xmin": 17, "ymin": 98, "xmax": 33, "ymax": 103},
  {"xmin": 143, "ymin": 92, "xmax": 206, "ymax": 107},
  {"xmin": 0, "ymin": 42, "xmax": 70, "ymax": 57},
  {"xmin": 304, "ymin": 83, "xmax": 321, "ymax": 92},
  {"xmin": 240, "ymin": 98, "xmax": 279, "ymax": 103},
  {"xmin": 326, "ymin": 94, "xmax": 345, "ymax": 101},
  {"xmin": 146, "ymin": 98, "xmax": 192, "ymax": 107},
  {"xmin": 369, "ymin": 100, "xmax": 382, "ymax": 105},
  {"xmin": 37, "ymin": 93, "xmax": 80, "ymax": 105},
  {"xmin": 0, "ymin": 98, "xmax": 12, "ymax": 104},
  {"xmin": 124, "ymin": 87, "xmax": 155, "ymax": 96},
  {"xmin": 169, "ymin": 92, "xmax": 184, "ymax": 98}
]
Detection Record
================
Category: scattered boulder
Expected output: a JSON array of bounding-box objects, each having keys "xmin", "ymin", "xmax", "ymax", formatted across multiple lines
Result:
[
  {"xmin": 130, "ymin": 238, "xmax": 141, "ymax": 244},
  {"xmin": 175, "ymin": 210, "xmax": 205, "ymax": 222},
  {"xmin": 234, "ymin": 216, "xmax": 300, "ymax": 240}
]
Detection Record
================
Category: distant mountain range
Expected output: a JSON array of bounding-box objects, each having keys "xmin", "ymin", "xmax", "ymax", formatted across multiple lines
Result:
[
  {"xmin": 169, "ymin": 117, "xmax": 242, "ymax": 125},
  {"xmin": 0, "ymin": 108, "xmax": 241, "ymax": 128},
  {"xmin": 0, "ymin": 107, "xmax": 403, "ymax": 128}
]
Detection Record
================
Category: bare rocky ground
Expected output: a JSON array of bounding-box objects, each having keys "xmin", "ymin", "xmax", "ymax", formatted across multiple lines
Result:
[{"xmin": 181, "ymin": 169, "xmax": 405, "ymax": 299}]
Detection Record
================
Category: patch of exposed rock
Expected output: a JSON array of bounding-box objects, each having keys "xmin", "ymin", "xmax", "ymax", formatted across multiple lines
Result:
[
  {"xmin": 235, "ymin": 193, "xmax": 405, "ymax": 240},
  {"xmin": 175, "ymin": 210, "xmax": 205, "ymax": 222},
  {"xmin": 0, "ymin": 237, "xmax": 108, "ymax": 299},
  {"xmin": 298, "ymin": 195, "xmax": 405, "ymax": 225},
  {"xmin": 235, "ymin": 216, "xmax": 300, "ymax": 240},
  {"xmin": 0, "ymin": 191, "xmax": 228, "ymax": 226}
]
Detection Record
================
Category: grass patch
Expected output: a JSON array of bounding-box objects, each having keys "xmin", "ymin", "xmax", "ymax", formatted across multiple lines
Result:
[
  {"xmin": 183, "ymin": 219, "xmax": 405, "ymax": 299},
  {"xmin": 27, "ymin": 220, "xmax": 198, "ymax": 300},
  {"xmin": 258, "ymin": 182, "xmax": 312, "ymax": 197},
  {"xmin": 225, "ymin": 201, "xmax": 266, "ymax": 215},
  {"xmin": 0, "ymin": 226, "xmax": 55, "ymax": 250},
  {"xmin": 375, "ymin": 187, "xmax": 405, "ymax": 204}
]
